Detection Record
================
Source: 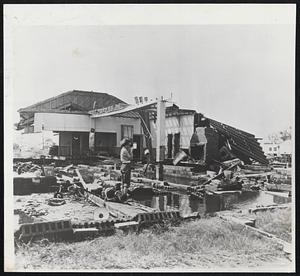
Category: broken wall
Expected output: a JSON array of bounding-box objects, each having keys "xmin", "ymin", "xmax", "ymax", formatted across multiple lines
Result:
[{"xmin": 150, "ymin": 114, "xmax": 194, "ymax": 158}]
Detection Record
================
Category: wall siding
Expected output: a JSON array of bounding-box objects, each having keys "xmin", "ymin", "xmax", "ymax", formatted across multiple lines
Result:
[
  {"xmin": 95, "ymin": 117, "xmax": 141, "ymax": 144},
  {"xmin": 34, "ymin": 113, "xmax": 91, "ymax": 132},
  {"xmin": 34, "ymin": 113, "xmax": 141, "ymax": 145},
  {"xmin": 150, "ymin": 114, "xmax": 194, "ymax": 150}
]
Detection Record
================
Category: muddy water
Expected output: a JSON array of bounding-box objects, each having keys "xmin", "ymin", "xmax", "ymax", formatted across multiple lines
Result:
[
  {"xmin": 132, "ymin": 190, "xmax": 291, "ymax": 216},
  {"xmin": 132, "ymin": 192, "xmax": 205, "ymax": 217}
]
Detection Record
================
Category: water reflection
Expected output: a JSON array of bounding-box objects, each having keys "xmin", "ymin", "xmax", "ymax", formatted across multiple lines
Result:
[
  {"xmin": 133, "ymin": 192, "xmax": 205, "ymax": 215},
  {"xmin": 229, "ymin": 190, "xmax": 291, "ymax": 209},
  {"xmin": 133, "ymin": 190, "xmax": 291, "ymax": 216},
  {"xmin": 163, "ymin": 175, "xmax": 198, "ymax": 186}
]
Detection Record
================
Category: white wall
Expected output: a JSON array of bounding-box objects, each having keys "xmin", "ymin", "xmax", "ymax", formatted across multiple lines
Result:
[
  {"xmin": 150, "ymin": 114, "xmax": 194, "ymax": 149},
  {"xmin": 34, "ymin": 113, "xmax": 141, "ymax": 146},
  {"xmin": 34, "ymin": 113, "xmax": 91, "ymax": 132},
  {"xmin": 13, "ymin": 130, "xmax": 59, "ymax": 158},
  {"xmin": 178, "ymin": 115, "xmax": 194, "ymax": 148},
  {"xmin": 94, "ymin": 116, "xmax": 141, "ymax": 143},
  {"xmin": 279, "ymin": 140, "xmax": 292, "ymax": 155},
  {"xmin": 261, "ymin": 142, "xmax": 278, "ymax": 155},
  {"xmin": 261, "ymin": 140, "xmax": 292, "ymax": 156}
]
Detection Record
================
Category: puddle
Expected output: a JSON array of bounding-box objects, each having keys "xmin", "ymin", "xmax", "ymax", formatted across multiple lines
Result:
[
  {"xmin": 132, "ymin": 192, "xmax": 205, "ymax": 217},
  {"xmin": 234, "ymin": 190, "xmax": 291, "ymax": 209},
  {"xmin": 132, "ymin": 190, "xmax": 291, "ymax": 216}
]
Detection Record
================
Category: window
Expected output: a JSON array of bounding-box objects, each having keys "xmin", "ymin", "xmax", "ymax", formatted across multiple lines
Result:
[
  {"xmin": 121, "ymin": 125, "xmax": 134, "ymax": 140},
  {"xmin": 273, "ymin": 147, "xmax": 277, "ymax": 151},
  {"xmin": 269, "ymin": 147, "xmax": 272, "ymax": 151}
]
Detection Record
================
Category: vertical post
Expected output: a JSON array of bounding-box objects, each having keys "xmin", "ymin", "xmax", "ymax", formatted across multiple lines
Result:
[
  {"xmin": 156, "ymin": 96, "xmax": 166, "ymax": 180},
  {"xmin": 89, "ymin": 118, "xmax": 95, "ymax": 155},
  {"xmin": 58, "ymin": 132, "xmax": 61, "ymax": 156},
  {"xmin": 41, "ymin": 124, "xmax": 44, "ymax": 150}
]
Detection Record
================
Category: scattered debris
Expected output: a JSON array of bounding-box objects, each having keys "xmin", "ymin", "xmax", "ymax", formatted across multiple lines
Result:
[
  {"xmin": 13, "ymin": 152, "xmax": 292, "ymax": 244},
  {"xmin": 48, "ymin": 198, "xmax": 66, "ymax": 206}
]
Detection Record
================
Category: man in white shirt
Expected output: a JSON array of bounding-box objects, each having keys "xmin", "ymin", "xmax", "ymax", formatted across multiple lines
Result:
[{"xmin": 120, "ymin": 138, "xmax": 133, "ymax": 196}]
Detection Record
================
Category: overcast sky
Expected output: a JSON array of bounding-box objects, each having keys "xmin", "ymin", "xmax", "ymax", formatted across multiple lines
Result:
[{"xmin": 6, "ymin": 5, "xmax": 295, "ymax": 139}]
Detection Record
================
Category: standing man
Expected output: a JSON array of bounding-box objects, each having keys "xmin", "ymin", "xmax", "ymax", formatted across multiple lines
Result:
[
  {"xmin": 143, "ymin": 148, "xmax": 151, "ymax": 175},
  {"xmin": 120, "ymin": 138, "xmax": 133, "ymax": 197}
]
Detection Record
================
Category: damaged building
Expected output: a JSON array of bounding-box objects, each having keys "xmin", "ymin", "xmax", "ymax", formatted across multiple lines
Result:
[
  {"xmin": 17, "ymin": 90, "xmax": 141, "ymax": 158},
  {"xmin": 16, "ymin": 90, "xmax": 268, "ymax": 165}
]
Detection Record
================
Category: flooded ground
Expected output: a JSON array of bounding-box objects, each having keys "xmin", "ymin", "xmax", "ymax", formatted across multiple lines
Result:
[
  {"xmin": 132, "ymin": 192, "xmax": 205, "ymax": 217},
  {"xmin": 132, "ymin": 190, "xmax": 291, "ymax": 217},
  {"xmin": 13, "ymin": 187, "xmax": 291, "ymax": 228}
]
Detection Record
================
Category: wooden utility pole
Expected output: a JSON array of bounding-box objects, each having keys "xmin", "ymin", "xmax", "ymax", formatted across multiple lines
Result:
[{"xmin": 156, "ymin": 96, "xmax": 166, "ymax": 180}]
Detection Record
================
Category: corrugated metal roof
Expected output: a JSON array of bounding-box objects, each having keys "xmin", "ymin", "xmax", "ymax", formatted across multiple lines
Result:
[
  {"xmin": 18, "ymin": 90, "xmax": 125, "ymax": 113},
  {"xmin": 208, "ymin": 118, "xmax": 268, "ymax": 165}
]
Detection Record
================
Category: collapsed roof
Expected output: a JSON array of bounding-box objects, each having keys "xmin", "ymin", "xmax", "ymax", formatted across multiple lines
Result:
[
  {"xmin": 208, "ymin": 118, "xmax": 268, "ymax": 165},
  {"xmin": 16, "ymin": 90, "xmax": 125, "ymax": 130}
]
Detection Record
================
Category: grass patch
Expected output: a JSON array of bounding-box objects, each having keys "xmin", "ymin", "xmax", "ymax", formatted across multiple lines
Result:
[
  {"xmin": 15, "ymin": 217, "xmax": 287, "ymax": 270},
  {"xmin": 254, "ymin": 207, "xmax": 292, "ymax": 243}
]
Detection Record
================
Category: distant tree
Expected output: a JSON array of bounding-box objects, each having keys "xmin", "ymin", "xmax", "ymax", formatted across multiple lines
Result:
[
  {"xmin": 268, "ymin": 127, "xmax": 291, "ymax": 143},
  {"xmin": 268, "ymin": 133, "xmax": 281, "ymax": 143},
  {"xmin": 279, "ymin": 126, "xmax": 291, "ymax": 141}
]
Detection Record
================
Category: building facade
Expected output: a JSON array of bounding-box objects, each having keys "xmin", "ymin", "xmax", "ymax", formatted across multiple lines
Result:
[
  {"xmin": 17, "ymin": 90, "xmax": 142, "ymax": 159},
  {"xmin": 17, "ymin": 90, "xmax": 268, "ymax": 165}
]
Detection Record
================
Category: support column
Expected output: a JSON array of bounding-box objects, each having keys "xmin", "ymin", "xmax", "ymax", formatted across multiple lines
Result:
[
  {"xmin": 156, "ymin": 97, "xmax": 166, "ymax": 180},
  {"xmin": 89, "ymin": 118, "xmax": 96, "ymax": 154}
]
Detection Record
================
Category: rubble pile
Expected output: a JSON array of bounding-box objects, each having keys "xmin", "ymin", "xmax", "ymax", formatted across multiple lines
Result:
[
  {"xmin": 185, "ymin": 157, "xmax": 292, "ymax": 199},
  {"xmin": 12, "ymin": 156, "xmax": 292, "ymax": 244},
  {"xmin": 14, "ymin": 161, "xmax": 45, "ymax": 176},
  {"xmin": 13, "ymin": 155, "xmax": 292, "ymax": 201}
]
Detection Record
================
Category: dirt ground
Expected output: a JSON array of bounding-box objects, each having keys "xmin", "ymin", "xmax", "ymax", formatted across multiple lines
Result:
[{"xmin": 14, "ymin": 193, "xmax": 109, "ymax": 226}]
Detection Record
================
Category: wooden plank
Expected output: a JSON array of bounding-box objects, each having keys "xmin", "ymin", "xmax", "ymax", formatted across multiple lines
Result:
[
  {"xmin": 217, "ymin": 213, "xmax": 256, "ymax": 227},
  {"xmin": 75, "ymin": 169, "xmax": 161, "ymax": 220},
  {"xmin": 265, "ymin": 183, "xmax": 292, "ymax": 192},
  {"xmin": 126, "ymin": 201, "xmax": 157, "ymax": 213},
  {"xmin": 265, "ymin": 191, "xmax": 290, "ymax": 198},
  {"xmin": 248, "ymin": 204, "xmax": 290, "ymax": 214},
  {"xmin": 115, "ymin": 221, "xmax": 139, "ymax": 228},
  {"xmin": 237, "ymin": 172, "xmax": 272, "ymax": 178},
  {"xmin": 217, "ymin": 212, "xmax": 292, "ymax": 254},
  {"xmin": 73, "ymin": 228, "xmax": 98, "ymax": 233},
  {"xmin": 213, "ymin": 190, "xmax": 242, "ymax": 195},
  {"xmin": 75, "ymin": 169, "xmax": 133, "ymax": 219}
]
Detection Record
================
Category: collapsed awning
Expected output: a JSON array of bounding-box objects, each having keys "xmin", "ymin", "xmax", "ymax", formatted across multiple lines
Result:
[
  {"xmin": 208, "ymin": 118, "xmax": 268, "ymax": 165},
  {"xmin": 89, "ymin": 100, "xmax": 159, "ymax": 118}
]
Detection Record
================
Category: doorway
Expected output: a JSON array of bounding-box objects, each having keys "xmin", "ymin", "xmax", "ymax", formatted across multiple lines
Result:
[
  {"xmin": 167, "ymin": 134, "xmax": 173, "ymax": 159},
  {"xmin": 174, "ymin": 133, "xmax": 180, "ymax": 157},
  {"xmin": 95, "ymin": 132, "xmax": 117, "ymax": 155},
  {"xmin": 72, "ymin": 133, "xmax": 81, "ymax": 156},
  {"xmin": 133, "ymin": 134, "xmax": 143, "ymax": 160}
]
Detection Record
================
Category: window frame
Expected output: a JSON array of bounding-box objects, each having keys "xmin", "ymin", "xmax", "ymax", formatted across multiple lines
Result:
[{"xmin": 121, "ymin": 125, "xmax": 134, "ymax": 140}]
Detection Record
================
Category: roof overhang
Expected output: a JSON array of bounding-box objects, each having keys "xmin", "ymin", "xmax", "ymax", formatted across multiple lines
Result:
[
  {"xmin": 19, "ymin": 109, "xmax": 90, "ymax": 115},
  {"xmin": 90, "ymin": 100, "xmax": 161, "ymax": 119}
]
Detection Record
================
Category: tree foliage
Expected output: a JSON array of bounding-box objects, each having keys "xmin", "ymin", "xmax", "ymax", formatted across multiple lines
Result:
[{"xmin": 268, "ymin": 126, "xmax": 291, "ymax": 143}]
